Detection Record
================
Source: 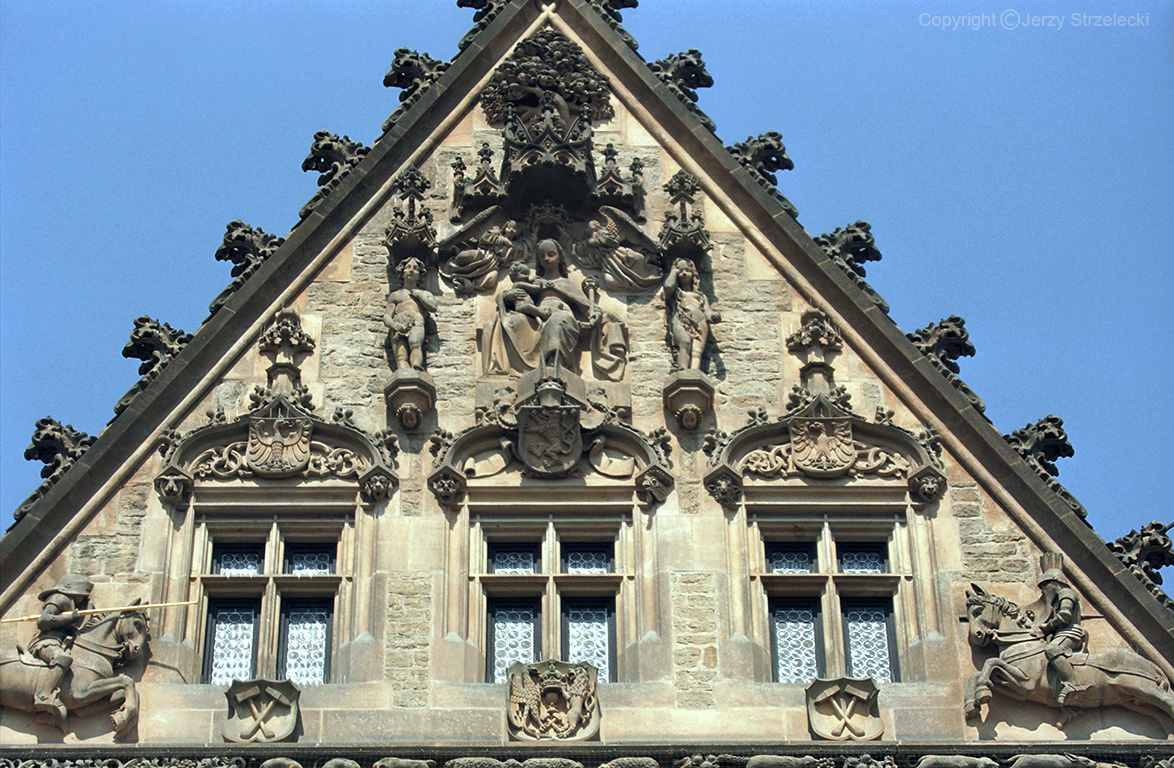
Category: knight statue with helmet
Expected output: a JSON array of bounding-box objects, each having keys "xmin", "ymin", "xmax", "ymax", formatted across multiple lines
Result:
[
  {"xmin": 28, "ymin": 574, "xmax": 93, "ymax": 725},
  {"xmin": 1030, "ymin": 564, "xmax": 1090, "ymax": 706}
]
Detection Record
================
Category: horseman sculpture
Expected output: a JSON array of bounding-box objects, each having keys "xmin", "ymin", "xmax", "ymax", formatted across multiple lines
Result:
[
  {"xmin": 1, "ymin": 576, "xmax": 149, "ymax": 737},
  {"xmin": 965, "ymin": 581, "xmax": 1174, "ymax": 734}
]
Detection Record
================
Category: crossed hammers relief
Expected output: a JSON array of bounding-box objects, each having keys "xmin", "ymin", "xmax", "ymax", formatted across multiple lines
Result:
[
  {"xmin": 232, "ymin": 683, "xmax": 293, "ymax": 740},
  {"xmin": 812, "ymin": 680, "xmax": 873, "ymax": 738}
]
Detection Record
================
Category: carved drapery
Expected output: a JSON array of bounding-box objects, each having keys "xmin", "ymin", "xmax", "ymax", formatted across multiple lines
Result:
[{"xmin": 703, "ymin": 394, "xmax": 945, "ymax": 507}]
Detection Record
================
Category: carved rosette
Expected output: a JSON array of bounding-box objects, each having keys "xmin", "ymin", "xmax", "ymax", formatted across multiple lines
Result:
[
  {"xmin": 704, "ymin": 394, "xmax": 945, "ymax": 507},
  {"xmin": 506, "ymin": 659, "xmax": 600, "ymax": 741}
]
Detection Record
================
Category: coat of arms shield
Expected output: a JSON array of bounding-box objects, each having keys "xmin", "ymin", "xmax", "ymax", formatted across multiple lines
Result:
[
  {"xmin": 789, "ymin": 418, "xmax": 855, "ymax": 478},
  {"xmin": 222, "ymin": 678, "xmax": 300, "ymax": 743},
  {"xmin": 246, "ymin": 416, "xmax": 313, "ymax": 477},
  {"xmin": 805, "ymin": 676, "xmax": 883, "ymax": 741},
  {"xmin": 517, "ymin": 405, "xmax": 582, "ymax": 477}
]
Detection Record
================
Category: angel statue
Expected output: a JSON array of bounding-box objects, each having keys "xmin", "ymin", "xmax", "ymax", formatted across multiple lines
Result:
[
  {"xmin": 664, "ymin": 257, "xmax": 720, "ymax": 371},
  {"xmin": 437, "ymin": 206, "xmax": 525, "ymax": 295},
  {"xmin": 384, "ymin": 256, "xmax": 437, "ymax": 371},
  {"xmin": 482, "ymin": 239, "xmax": 628, "ymax": 380},
  {"xmin": 573, "ymin": 205, "xmax": 663, "ymax": 293}
]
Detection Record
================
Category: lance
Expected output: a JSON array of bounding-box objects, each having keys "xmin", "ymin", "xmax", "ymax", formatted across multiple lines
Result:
[{"xmin": 1, "ymin": 600, "xmax": 196, "ymax": 624}]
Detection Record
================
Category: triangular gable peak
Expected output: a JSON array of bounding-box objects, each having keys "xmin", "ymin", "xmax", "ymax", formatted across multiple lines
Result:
[{"xmin": 2, "ymin": 0, "xmax": 1172, "ymax": 748}]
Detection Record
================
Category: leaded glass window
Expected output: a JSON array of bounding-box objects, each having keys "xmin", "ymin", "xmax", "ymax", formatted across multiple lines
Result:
[
  {"xmin": 563, "ymin": 599, "xmax": 613, "ymax": 682},
  {"xmin": 770, "ymin": 600, "xmax": 822, "ymax": 683},
  {"xmin": 279, "ymin": 598, "xmax": 332, "ymax": 685},
  {"xmin": 285, "ymin": 544, "xmax": 335, "ymax": 575},
  {"xmin": 843, "ymin": 600, "xmax": 895, "ymax": 683},
  {"xmin": 489, "ymin": 600, "xmax": 539, "ymax": 683},
  {"xmin": 205, "ymin": 600, "xmax": 259, "ymax": 684},
  {"xmin": 563, "ymin": 544, "xmax": 612, "ymax": 574},
  {"xmin": 213, "ymin": 544, "xmax": 263, "ymax": 576},
  {"xmin": 838, "ymin": 544, "xmax": 887, "ymax": 574},
  {"xmin": 489, "ymin": 545, "xmax": 538, "ymax": 574},
  {"xmin": 767, "ymin": 544, "xmax": 815, "ymax": 574}
]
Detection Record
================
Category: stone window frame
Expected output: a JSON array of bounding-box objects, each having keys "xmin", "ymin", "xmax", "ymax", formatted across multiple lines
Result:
[
  {"xmin": 193, "ymin": 514, "xmax": 344, "ymax": 685},
  {"xmin": 469, "ymin": 512, "xmax": 629, "ymax": 684},
  {"xmin": 751, "ymin": 512, "xmax": 908, "ymax": 684}
]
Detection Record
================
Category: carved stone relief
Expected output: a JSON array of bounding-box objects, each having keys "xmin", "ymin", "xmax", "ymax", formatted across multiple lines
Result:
[
  {"xmin": 222, "ymin": 678, "xmax": 300, "ymax": 743},
  {"xmin": 806, "ymin": 677, "xmax": 883, "ymax": 741},
  {"xmin": 965, "ymin": 556, "xmax": 1174, "ymax": 731},
  {"xmin": 506, "ymin": 659, "xmax": 600, "ymax": 741},
  {"xmin": 703, "ymin": 394, "xmax": 945, "ymax": 507},
  {"xmin": 0, "ymin": 581, "xmax": 149, "ymax": 737}
]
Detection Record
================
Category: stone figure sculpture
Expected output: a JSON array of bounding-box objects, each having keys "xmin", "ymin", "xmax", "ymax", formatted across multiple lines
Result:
[
  {"xmin": 664, "ymin": 257, "xmax": 719, "ymax": 371},
  {"xmin": 0, "ymin": 578, "xmax": 148, "ymax": 736},
  {"xmin": 964, "ymin": 582, "xmax": 1174, "ymax": 730},
  {"xmin": 440, "ymin": 220, "xmax": 520, "ymax": 294},
  {"xmin": 1030, "ymin": 568, "xmax": 1089, "ymax": 706},
  {"xmin": 384, "ymin": 257, "xmax": 437, "ymax": 371},
  {"xmin": 482, "ymin": 239, "xmax": 627, "ymax": 380},
  {"xmin": 574, "ymin": 206, "xmax": 663, "ymax": 293}
]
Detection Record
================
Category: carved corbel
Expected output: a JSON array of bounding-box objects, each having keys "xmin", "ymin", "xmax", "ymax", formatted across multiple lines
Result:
[
  {"xmin": 663, "ymin": 370, "xmax": 716, "ymax": 430},
  {"xmin": 154, "ymin": 466, "xmax": 193, "ymax": 507},
  {"xmin": 384, "ymin": 369, "xmax": 436, "ymax": 431}
]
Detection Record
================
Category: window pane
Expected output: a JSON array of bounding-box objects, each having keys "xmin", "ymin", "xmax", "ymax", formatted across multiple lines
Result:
[
  {"xmin": 206, "ymin": 600, "xmax": 258, "ymax": 684},
  {"xmin": 286, "ymin": 544, "xmax": 335, "ymax": 575},
  {"xmin": 767, "ymin": 544, "xmax": 815, "ymax": 574},
  {"xmin": 280, "ymin": 599, "xmax": 332, "ymax": 685},
  {"xmin": 214, "ymin": 544, "xmax": 263, "ymax": 576},
  {"xmin": 843, "ymin": 601, "xmax": 895, "ymax": 683},
  {"xmin": 564, "ymin": 599, "xmax": 611, "ymax": 681},
  {"xmin": 838, "ymin": 545, "xmax": 887, "ymax": 574},
  {"xmin": 489, "ymin": 601, "xmax": 538, "ymax": 683},
  {"xmin": 490, "ymin": 545, "xmax": 537, "ymax": 574},
  {"xmin": 770, "ymin": 601, "xmax": 821, "ymax": 683},
  {"xmin": 563, "ymin": 544, "xmax": 612, "ymax": 574}
]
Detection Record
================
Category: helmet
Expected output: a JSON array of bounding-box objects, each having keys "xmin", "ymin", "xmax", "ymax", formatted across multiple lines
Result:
[
  {"xmin": 1037, "ymin": 568, "xmax": 1069, "ymax": 587},
  {"xmin": 38, "ymin": 574, "xmax": 93, "ymax": 601}
]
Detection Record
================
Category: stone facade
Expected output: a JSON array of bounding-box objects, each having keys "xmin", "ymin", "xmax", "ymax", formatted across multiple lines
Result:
[{"xmin": 1, "ymin": 0, "xmax": 1171, "ymax": 758}]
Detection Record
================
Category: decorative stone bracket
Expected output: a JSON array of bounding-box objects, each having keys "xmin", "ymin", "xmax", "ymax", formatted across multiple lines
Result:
[
  {"xmin": 664, "ymin": 370, "xmax": 716, "ymax": 430},
  {"xmin": 154, "ymin": 393, "xmax": 398, "ymax": 507},
  {"xmin": 703, "ymin": 394, "xmax": 945, "ymax": 507}
]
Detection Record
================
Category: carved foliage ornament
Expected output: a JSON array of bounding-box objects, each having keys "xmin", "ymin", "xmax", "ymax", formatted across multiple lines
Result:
[
  {"xmin": 815, "ymin": 221, "xmax": 888, "ymax": 314},
  {"xmin": 1004, "ymin": 415, "xmax": 1088, "ymax": 520},
  {"xmin": 704, "ymin": 394, "xmax": 945, "ymax": 506},
  {"xmin": 507, "ymin": 659, "xmax": 600, "ymax": 741},
  {"xmin": 649, "ymin": 49, "xmax": 716, "ymax": 133},
  {"xmin": 207, "ymin": 221, "xmax": 285, "ymax": 320},
  {"xmin": 382, "ymin": 48, "xmax": 450, "ymax": 132},
  {"xmin": 907, "ymin": 315, "xmax": 986, "ymax": 414},
  {"xmin": 727, "ymin": 132, "xmax": 799, "ymax": 219},
  {"xmin": 14, "ymin": 418, "xmax": 97, "ymax": 523},
  {"xmin": 113, "ymin": 316, "xmax": 192, "ymax": 417},
  {"xmin": 1109, "ymin": 521, "xmax": 1174, "ymax": 611},
  {"xmin": 299, "ymin": 131, "xmax": 370, "ymax": 221}
]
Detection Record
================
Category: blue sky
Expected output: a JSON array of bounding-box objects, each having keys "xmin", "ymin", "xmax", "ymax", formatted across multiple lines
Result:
[{"xmin": 1, "ymin": 1, "xmax": 1171, "ymax": 554}]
